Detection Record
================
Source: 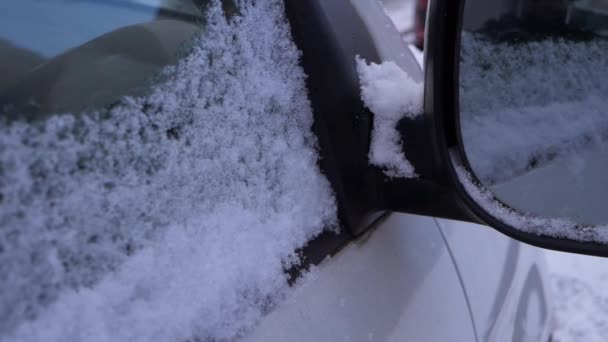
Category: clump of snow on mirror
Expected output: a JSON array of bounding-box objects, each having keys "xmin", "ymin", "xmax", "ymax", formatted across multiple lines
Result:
[
  {"xmin": 355, "ymin": 56, "xmax": 423, "ymax": 178},
  {"xmin": 452, "ymin": 154, "xmax": 608, "ymax": 244},
  {"xmin": 460, "ymin": 33, "xmax": 608, "ymax": 184},
  {"xmin": 0, "ymin": 1, "xmax": 336, "ymax": 340}
]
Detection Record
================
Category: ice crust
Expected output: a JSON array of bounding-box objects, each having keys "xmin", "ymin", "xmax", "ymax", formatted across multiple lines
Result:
[
  {"xmin": 356, "ymin": 57, "xmax": 423, "ymax": 178},
  {"xmin": 460, "ymin": 34, "xmax": 608, "ymax": 184},
  {"xmin": 0, "ymin": 1, "xmax": 336, "ymax": 340}
]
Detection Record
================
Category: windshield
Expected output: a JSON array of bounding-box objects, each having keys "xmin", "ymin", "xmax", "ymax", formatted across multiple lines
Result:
[
  {"xmin": 0, "ymin": 0, "xmax": 202, "ymax": 58},
  {"xmin": 0, "ymin": 0, "xmax": 204, "ymax": 119},
  {"xmin": 0, "ymin": 1, "xmax": 336, "ymax": 340}
]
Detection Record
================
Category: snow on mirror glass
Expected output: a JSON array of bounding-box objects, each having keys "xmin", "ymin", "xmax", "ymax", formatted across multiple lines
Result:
[
  {"xmin": 459, "ymin": 0, "xmax": 608, "ymax": 229},
  {"xmin": 0, "ymin": 1, "xmax": 336, "ymax": 341}
]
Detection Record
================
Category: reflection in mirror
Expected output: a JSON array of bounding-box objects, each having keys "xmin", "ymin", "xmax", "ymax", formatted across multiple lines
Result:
[{"xmin": 459, "ymin": 0, "xmax": 608, "ymax": 226}]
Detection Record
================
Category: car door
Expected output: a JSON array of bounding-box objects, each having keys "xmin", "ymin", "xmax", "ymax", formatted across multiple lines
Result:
[
  {"xmin": 243, "ymin": 213, "xmax": 477, "ymax": 342},
  {"xmin": 438, "ymin": 219, "xmax": 552, "ymax": 342}
]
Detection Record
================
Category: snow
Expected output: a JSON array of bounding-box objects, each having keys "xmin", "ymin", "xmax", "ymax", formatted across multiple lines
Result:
[
  {"xmin": 460, "ymin": 33, "xmax": 608, "ymax": 185},
  {"xmin": 356, "ymin": 56, "xmax": 423, "ymax": 178},
  {"xmin": 0, "ymin": 1, "xmax": 336, "ymax": 341},
  {"xmin": 546, "ymin": 250, "xmax": 608, "ymax": 342}
]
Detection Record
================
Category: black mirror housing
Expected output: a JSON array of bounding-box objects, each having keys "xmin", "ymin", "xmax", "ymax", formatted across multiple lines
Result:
[
  {"xmin": 285, "ymin": 0, "xmax": 608, "ymax": 257},
  {"xmin": 419, "ymin": 0, "xmax": 608, "ymax": 257}
]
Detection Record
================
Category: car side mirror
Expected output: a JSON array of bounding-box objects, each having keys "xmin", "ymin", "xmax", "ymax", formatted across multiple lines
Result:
[
  {"xmin": 284, "ymin": 0, "xmax": 608, "ymax": 257},
  {"xmin": 398, "ymin": 0, "xmax": 608, "ymax": 256}
]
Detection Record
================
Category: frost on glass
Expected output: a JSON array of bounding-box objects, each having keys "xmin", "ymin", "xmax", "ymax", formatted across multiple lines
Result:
[
  {"xmin": 355, "ymin": 57, "xmax": 423, "ymax": 178},
  {"xmin": 460, "ymin": 33, "xmax": 608, "ymax": 185},
  {"xmin": 0, "ymin": 1, "xmax": 336, "ymax": 340}
]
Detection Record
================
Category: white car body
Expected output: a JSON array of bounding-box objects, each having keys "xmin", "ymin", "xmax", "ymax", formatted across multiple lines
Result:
[{"xmin": 245, "ymin": 214, "xmax": 552, "ymax": 342}]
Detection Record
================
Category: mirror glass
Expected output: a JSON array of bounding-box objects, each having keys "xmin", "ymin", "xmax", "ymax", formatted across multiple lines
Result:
[{"xmin": 459, "ymin": 0, "xmax": 608, "ymax": 225}]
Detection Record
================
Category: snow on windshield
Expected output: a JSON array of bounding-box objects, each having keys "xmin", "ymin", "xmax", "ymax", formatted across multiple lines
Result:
[
  {"xmin": 0, "ymin": 1, "xmax": 336, "ymax": 340},
  {"xmin": 460, "ymin": 33, "xmax": 608, "ymax": 185},
  {"xmin": 356, "ymin": 57, "xmax": 423, "ymax": 178}
]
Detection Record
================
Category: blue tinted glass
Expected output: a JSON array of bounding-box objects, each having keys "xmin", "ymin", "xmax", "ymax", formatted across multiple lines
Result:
[
  {"xmin": 0, "ymin": 1, "xmax": 159, "ymax": 58},
  {"xmin": 0, "ymin": 0, "xmax": 202, "ymax": 119}
]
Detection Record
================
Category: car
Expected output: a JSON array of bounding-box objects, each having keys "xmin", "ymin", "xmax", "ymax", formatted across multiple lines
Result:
[{"xmin": 1, "ymin": 0, "xmax": 606, "ymax": 341}]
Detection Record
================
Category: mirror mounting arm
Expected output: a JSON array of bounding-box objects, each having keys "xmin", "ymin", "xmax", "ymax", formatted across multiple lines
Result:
[
  {"xmin": 380, "ymin": 114, "xmax": 482, "ymax": 225},
  {"xmin": 285, "ymin": 0, "xmax": 482, "ymax": 236}
]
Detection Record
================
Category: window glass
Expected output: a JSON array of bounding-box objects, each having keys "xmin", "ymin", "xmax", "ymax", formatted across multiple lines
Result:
[
  {"xmin": 0, "ymin": 0, "xmax": 203, "ymax": 118},
  {"xmin": 0, "ymin": 1, "xmax": 335, "ymax": 340}
]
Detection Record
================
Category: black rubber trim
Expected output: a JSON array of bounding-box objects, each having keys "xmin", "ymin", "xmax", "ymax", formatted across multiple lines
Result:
[
  {"xmin": 285, "ymin": 212, "xmax": 390, "ymax": 285},
  {"xmin": 282, "ymin": 0, "xmax": 389, "ymax": 280},
  {"xmin": 284, "ymin": 0, "xmax": 387, "ymax": 237}
]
